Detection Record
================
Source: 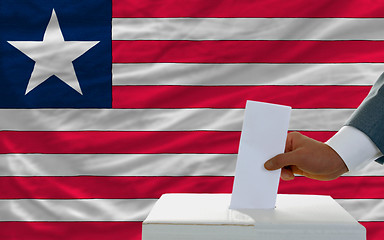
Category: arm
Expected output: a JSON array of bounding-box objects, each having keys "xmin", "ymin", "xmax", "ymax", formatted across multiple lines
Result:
[
  {"xmin": 345, "ymin": 72, "xmax": 384, "ymax": 163},
  {"xmin": 265, "ymin": 73, "xmax": 384, "ymax": 180}
]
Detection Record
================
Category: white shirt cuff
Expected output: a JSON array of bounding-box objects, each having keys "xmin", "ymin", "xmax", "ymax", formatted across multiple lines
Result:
[{"xmin": 326, "ymin": 126, "xmax": 383, "ymax": 173}]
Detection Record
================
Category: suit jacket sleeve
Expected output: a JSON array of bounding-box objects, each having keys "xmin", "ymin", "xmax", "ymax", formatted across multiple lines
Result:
[{"xmin": 346, "ymin": 72, "xmax": 384, "ymax": 164}]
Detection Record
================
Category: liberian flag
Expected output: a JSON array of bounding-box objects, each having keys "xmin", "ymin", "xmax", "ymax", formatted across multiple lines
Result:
[{"xmin": 1, "ymin": 0, "xmax": 383, "ymax": 239}]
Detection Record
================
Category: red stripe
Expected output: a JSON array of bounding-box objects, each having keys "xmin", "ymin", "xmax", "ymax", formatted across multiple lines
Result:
[
  {"xmin": 279, "ymin": 176, "xmax": 384, "ymax": 199},
  {"xmin": 361, "ymin": 222, "xmax": 384, "ymax": 240},
  {"xmin": 112, "ymin": 0, "xmax": 384, "ymax": 18},
  {"xmin": 0, "ymin": 131, "xmax": 333, "ymax": 154},
  {"xmin": 0, "ymin": 176, "xmax": 381, "ymax": 199},
  {"xmin": 112, "ymin": 86, "xmax": 369, "ymax": 109},
  {"xmin": 0, "ymin": 222, "xmax": 141, "ymax": 240},
  {"xmin": 0, "ymin": 222, "xmax": 381, "ymax": 240},
  {"xmin": 112, "ymin": 41, "xmax": 384, "ymax": 63}
]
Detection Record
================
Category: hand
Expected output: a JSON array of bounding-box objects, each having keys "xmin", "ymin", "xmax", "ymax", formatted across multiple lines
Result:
[{"xmin": 264, "ymin": 132, "xmax": 348, "ymax": 181}]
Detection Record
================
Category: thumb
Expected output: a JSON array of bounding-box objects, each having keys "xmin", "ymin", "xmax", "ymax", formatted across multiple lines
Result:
[{"xmin": 264, "ymin": 151, "xmax": 299, "ymax": 171}]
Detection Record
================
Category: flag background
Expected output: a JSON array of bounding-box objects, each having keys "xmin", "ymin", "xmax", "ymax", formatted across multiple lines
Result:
[{"xmin": 1, "ymin": 0, "xmax": 384, "ymax": 239}]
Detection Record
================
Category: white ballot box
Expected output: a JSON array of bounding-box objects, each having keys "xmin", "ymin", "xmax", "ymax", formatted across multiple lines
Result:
[{"xmin": 142, "ymin": 194, "xmax": 365, "ymax": 240}]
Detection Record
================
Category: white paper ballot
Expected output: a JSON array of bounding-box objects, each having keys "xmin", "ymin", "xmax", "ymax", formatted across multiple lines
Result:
[{"xmin": 230, "ymin": 101, "xmax": 291, "ymax": 209}]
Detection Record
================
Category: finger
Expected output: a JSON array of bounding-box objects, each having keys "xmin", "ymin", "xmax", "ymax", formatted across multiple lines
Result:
[
  {"xmin": 281, "ymin": 167, "xmax": 295, "ymax": 181},
  {"xmin": 290, "ymin": 165, "xmax": 305, "ymax": 176},
  {"xmin": 284, "ymin": 134, "xmax": 292, "ymax": 153},
  {"xmin": 289, "ymin": 166, "xmax": 328, "ymax": 181},
  {"xmin": 284, "ymin": 132, "xmax": 301, "ymax": 153},
  {"xmin": 264, "ymin": 151, "xmax": 300, "ymax": 171},
  {"xmin": 284, "ymin": 132, "xmax": 295, "ymax": 153}
]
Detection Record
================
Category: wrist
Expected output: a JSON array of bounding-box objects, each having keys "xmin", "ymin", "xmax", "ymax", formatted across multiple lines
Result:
[{"xmin": 324, "ymin": 143, "xmax": 348, "ymax": 179}]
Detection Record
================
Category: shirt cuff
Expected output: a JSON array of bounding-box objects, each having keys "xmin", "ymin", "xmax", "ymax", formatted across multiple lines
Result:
[{"xmin": 326, "ymin": 126, "xmax": 383, "ymax": 173}]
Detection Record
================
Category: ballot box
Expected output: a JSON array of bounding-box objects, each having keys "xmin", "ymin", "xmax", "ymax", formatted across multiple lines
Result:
[{"xmin": 142, "ymin": 194, "xmax": 365, "ymax": 240}]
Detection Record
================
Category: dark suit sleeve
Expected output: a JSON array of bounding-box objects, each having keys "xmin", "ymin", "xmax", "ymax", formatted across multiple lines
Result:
[{"xmin": 346, "ymin": 72, "xmax": 384, "ymax": 164}]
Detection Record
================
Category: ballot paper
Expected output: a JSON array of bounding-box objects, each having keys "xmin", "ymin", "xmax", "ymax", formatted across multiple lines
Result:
[{"xmin": 230, "ymin": 101, "xmax": 291, "ymax": 209}]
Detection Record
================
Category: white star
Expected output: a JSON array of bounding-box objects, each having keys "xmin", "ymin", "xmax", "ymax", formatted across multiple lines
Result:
[{"xmin": 8, "ymin": 9, "xmax": 99, "ymax": 95}]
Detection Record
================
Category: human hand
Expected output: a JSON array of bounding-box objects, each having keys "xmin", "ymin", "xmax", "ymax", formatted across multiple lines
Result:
[{"xmin": 264, "ymin": 132, "xmax": 348, "ymax": 181}]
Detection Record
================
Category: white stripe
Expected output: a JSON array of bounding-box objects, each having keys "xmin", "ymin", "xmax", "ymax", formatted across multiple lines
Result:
[
  {"xmin": 0, "ymin": 154, "xmax": 236, "ymax": 177},
  {"xmin": 290, "ymin": 109, "xmax": 352, "ymax": 131},
  {"xmin": 0, "ymin": 198, "xmax": 381, "ymax": 221},
  {"xmin": 344, "ymin": 161, "xmax": 384, "ymax": 177},
  {"xmin": 0, "ymin": 109, "xmax": 353, "ymax": 131},
  {"xmin": 112, "ymin": 18, "xmax": 384, "ymax": 40},
  {"xmin": 0, "ymin": 199, "xmax": 156, "ymax": 221},
  {"xmin": 336, "ymin": 199, "xmax": 384, "ymax": 222},
  {"xmin": 112, "ymin": 63, "xmax": 382, "ymax": 86},
  {"xmin": 1, "ymin": 153, "xmax": 382, "ymax": 177}
]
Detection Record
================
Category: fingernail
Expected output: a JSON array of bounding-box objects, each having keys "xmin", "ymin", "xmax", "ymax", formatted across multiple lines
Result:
[{"xmin": 264, "ymin": 160, "xmax": 273, "ymax": 170}]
